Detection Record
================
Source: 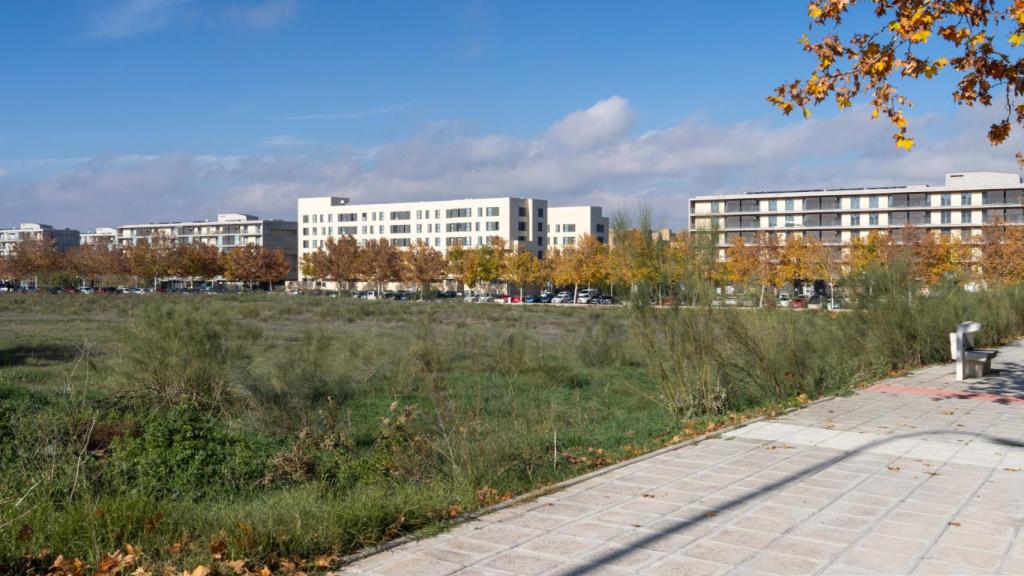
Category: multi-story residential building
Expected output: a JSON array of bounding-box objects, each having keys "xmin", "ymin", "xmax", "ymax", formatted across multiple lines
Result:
[
  {"xmin": 545, "ymin": 206, "xmax": 609, "ymax": 248},
  {"xmin": 0, "ymin": 223, "xmax": 81, "ymax": 256},
  {"xmin": 80, "ymin": 227, "xmax": 117, "ymax": 246},
  {"xmin": 296, "ymin": 196, "xmax": 607, "ymax": 281},
  {"xmin": 116, "ymin": 214, "xmax": 298, "ymax": 279},
  {"xmin": 689, "ymin": 172, "xmax": 1024, "ymax": 258}
]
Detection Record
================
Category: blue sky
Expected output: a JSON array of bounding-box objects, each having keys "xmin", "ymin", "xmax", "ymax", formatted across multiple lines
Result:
[{"xmin": 0, "ymin": 0, "xmax": 1017, "ymax": 230}]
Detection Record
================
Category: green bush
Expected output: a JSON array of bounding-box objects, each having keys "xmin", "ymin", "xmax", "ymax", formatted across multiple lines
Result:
[{"xmin": 106, "ymin": 406, "xmax": 274, "ymax": 499}]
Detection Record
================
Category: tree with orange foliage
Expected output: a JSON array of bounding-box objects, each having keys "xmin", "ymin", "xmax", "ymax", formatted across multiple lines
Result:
[
  {"xmin": 172, "ymin": 243, "xmax": 223, "ymax": 288},
  {"xmin": 979, "ymin": 218, "xmax": 1024, "ymax": 285},
  {"xmin": 502, "ymin": 249, "xmax": 540, "ymax": 301},
  {"xmin": 402, "ymin": 241, "xmax": 447, "ymax": 299},
  {"xmin": 315, "ymin": 235, "xmax": 361, "ymax": 293},
  {"xmin": 223, "ymin": 245, "xmax": 290, "ymax": 290},
  {"xmin": 67, "ymin": 243, "xmax": 128, "ymax": 287},
  {"xmin": 126, "ymin": 236, "xmax": 174, "ymax": 287},
  {"xmin": 8, "ymin": 238, "xmax": 62, "ymax": 288},
  {"xmin": 723, "ymin": 236, "xmax": 758, "ymax": 292},
  {"xmin": 358, "ymin": 238, "xmax": 402, "ymax": 295},
  {"xmin": 751, "ymin": 232, "xmax": 782, "ymax": 307},
  {"xmin": 803, "ymin": 237, "xmax": 844, "ymax": 309}
]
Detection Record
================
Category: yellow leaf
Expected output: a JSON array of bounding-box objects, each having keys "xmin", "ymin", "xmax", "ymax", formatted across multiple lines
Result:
[
  {"xmin": 896, "ymin": 137, "xmax": 915, "ymax": 150},
  {"xmin": 1012, "ymin": 33, "xmax": 1024, "ymax": 47},
  {"xmin": 871, "ymin": 108, "xmax": 880, "ymax": 119},
  {"xmin": 802, "ymin": 107, "xmax": 812, "ymax": 119},
  {"xmin": 808, "ymin": 3, "xmax": 823, "ymax": 18},
  {"xmin": 910, "ymin": 29, "xmax": 931, "ymax": 43}
]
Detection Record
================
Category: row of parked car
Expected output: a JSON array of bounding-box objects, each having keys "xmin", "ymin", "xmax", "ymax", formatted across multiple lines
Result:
[{"xmin": 343, "ymin": 288, "xmax": 619, "ymax": 305}]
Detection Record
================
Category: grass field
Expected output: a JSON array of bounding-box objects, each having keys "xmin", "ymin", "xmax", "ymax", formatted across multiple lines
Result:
[
  {"xmin": 3, "ymin": 286, "xmax": 1023, "ymax": 574},
  {"xmin": 0, "ymin": 294, "xmax": 681, "ymax": 574}
]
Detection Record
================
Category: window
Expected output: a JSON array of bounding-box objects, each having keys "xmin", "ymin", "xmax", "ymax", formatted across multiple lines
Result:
[
  {"xmin": 446, "ymin": 208, "xmax": 472, "ymax": 218},
  {"xmin": 339, "ymin": 213, "xmax": 357, "ymax": 222},
  {"xmin": 941, "ymin": 193, "xmax": 951, "ymax": 207},
  {"xmin": 769, "ymin": 199, "xmax": 777, "ymax": 211},
  {"xmin": 435, "ymin": 237, "xmax": 440, "ymax": 247},
  {"xmin": 785, "ymin": 215, "xmax": 795, "ymax": 227},
  {"xmin": 301, "ymin": 227, "xmax": 308, "ymax": 236},
  {"xmin": 961, "ymin": 211, "xmax": 971, "ymax": 224},
  {"xmin": 564, "ymin": 237, "xmax": 576, "ymax": 245},
  {"xmin": 869, "ymin": 196, "xmax": 879, "ymax": 209},
  {"xmin": 477, "ymin": 236, "xmax": 483, "ymax": 246},
  {"xmin": 435, "ymin": 210, "xmax": 441, "ymax": 219},
  {"xmin": 361, "ymin": 213, "xmax": 367, "ymax": 221},
  {"xmin": 537, "ymin": 236, "xmax": 543, "ymax": 244},
  {"xmin": 941, "ymin": 211, "xmax": 951, "ymax": 224},
  {"xmin": 327, "ymin": 214, "xmax": 333, "ymax": 223},
  {"xmin": 785, "ymin": 199, "xmax": 795, "ymax": 211},
  {"xmin": 518, "ymin": 222, "xmax": 526, "ymax": 231},
  {"xmin": 851, "ymin": 197, "xmax": 861, "ymax": 210},
  {"xmin": 339, "ymin": 226, "xmax": 357, "ymax": 235},
  {"xmin": 850, "ymin": 214, "xmax": 860, "ymax": 226},
  {"xmin": 446, "ymin": 222, "xmax": 471, "ymax": 232},
  {"xmin": 475, "ymin": 222, "xmax": 480, "ymax": 232},
  {"xmin": 486, "ymin": 222, "xmax": 499, "ymax": 231},
  {"xmin": 537, "ymin": 222, "xmax": 543, "ymax": 231},
  {"xmin": 371, "ymin": 213, "xmax": 377, "ymax": 221},
  {"xmin": 711, "ymin": 202, "xmax": 720, "ymax": 214},
  {"xmin": 597, "ymin": 224, "xmax": 605, "ymax": 232},
  {"xmin": 416, "ymin": 210, "xmax": 422, "ymax": 219},
  {"xmin": 391, "ymin": 238, "xmax": 410, "ymax": 247},
  {"xmin": 768, "ymin": 215, "xmax": 778, "ymax": 227},
  {"xmin": 390, "ymin": 211, "xmax": 411, "ymax": 220},
  {"xmin": 869, "ymin": 214, "xmax": 879, "ymax": 226},
  {"xmin": 416, "ymin": 224, "xmax": 422, "ymax": 233},
  {"xmin": 961, "ymin": 192, "xmax": 972, "ymax": 206},
  {"xmin": 302, "ymin": 215, "xmax": 309, "ymax": 223},
  {"xmin": 552, "ymin": 237, "xmax": 558, "ymax": 245},
  {"xmin": 477, "ymin": 207, "xmax": 483, "ymax": 217},
  {"xmin": 361, "ymin": 226, "xmax": 367, "ymax": 234},
  {"xmin": 486, "ymin": 207, "xmax": 500, "ymax": 217},
  {"xmin": 302, "ymin": 240, "xmax": 308, "ymax": 248},
  {"xmin": 518, "ymin": 207, "xmax": 527, "ymax": 217},
  {"xmin": 538, "ymin": 208, "xmax": 544, "ymax": 217}
]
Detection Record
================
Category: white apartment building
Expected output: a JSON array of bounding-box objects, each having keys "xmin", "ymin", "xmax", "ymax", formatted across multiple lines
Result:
[
  {"xmin": 297, "ymin": 196, "xmax": 607, "ymax": 280},
  {"xmin": 689, "ymin": 172, "xmax": 1024, "ymax": 257},
  {"xmin": 0, "ymin": 223, "xmax": 81, "ymax": 257},
  {"xmin": 546, "ymin": 206, "xmax": 609, "ymax": 248},
  {"xmin": 116, "ymin": 213, "xmax": 298, "ymax": 279},
  {"xmin": 80, "ymin": 227, "xmax": 117, "ymax": 246}
]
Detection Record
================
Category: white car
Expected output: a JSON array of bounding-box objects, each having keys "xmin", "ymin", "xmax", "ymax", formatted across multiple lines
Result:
[{"xmin": 551, "ymin": 292, "xmax": 571, "ymax": 304}]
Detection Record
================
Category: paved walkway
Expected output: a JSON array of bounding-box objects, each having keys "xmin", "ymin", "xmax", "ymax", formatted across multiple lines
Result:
[{"xmin": 340, "ymin": 341, "xmax": 1024, "ymax": 575}]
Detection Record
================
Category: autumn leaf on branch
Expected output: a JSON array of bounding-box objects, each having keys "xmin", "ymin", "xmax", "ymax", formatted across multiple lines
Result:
[{"xmin": 773, "ymin": 0, "xmax": 1024, "ymax": 158}]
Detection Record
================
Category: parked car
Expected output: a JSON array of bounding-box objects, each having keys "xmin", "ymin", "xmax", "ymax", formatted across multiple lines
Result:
[
  {"xmin": 577, "ymin": 288, "xmax": 600, "ymax": 304},
  {"xmin": 595, "ymin": 295, "xmax": 616, "ymax": 305},
  {"xmin": 551, "ymin": 291, "xmax": 571, "ymax": 304},
  {"xmin": 777, "ymin": 292, "xmax": 791, "ymax": 308},
  {"xmin": 791, "ymin": 297, "xmax": 808, "ymax": 309}
]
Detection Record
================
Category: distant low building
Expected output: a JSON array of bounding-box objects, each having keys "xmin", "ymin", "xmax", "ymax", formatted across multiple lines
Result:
[
  {"xmin": 0, "ymin": 223, "xmax": 81, "ymax": 257},
  {"xmin": 116, "ymin": 214, "xmax": 298, "ymax": 280},
  {"xmin": 689, "ymin": 171, "xmax": 1024, "ymax": 259},
  {"xmin": 80, "ymin": 227, "xmax": 117, "ymax": 246}
]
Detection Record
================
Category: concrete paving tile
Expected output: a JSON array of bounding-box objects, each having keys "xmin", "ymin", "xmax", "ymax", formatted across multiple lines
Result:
[
  {"xmin": 729, "ymin": 514, "xmax": 800, "ymax": 534},
  {"xmin": 739, "ymin": 551, "xmax": 827, "ymax": 575},
  {"xmin": 926, "ymin": 544, "xmax": 1004, "ymax": 571},
  {"xmin": 503, "ymin": 512, "xmax": 573, "ymax": 531},
  {"xmin": 575, "ymin": 543, "xmax": 664, "ymax": 570},
  {"xmin": 464, "ymin": 524, "xmax": 545, "ymax": 546},
  {"xmin": 679, "ymin": 540, "xmax": 758, "ymax": 565},
  {"xmin": 517, "ymin": 533, "xmax": 602, "ymax": 558},
  {"xmin": 481, "ymin": 551, "xmax": 565, "ymax": 575},
  {"xmin": 835, "ymin": 547, "xmax": 920, "ymax": 573},
  {"xmin": 856, "ymin": 533, "xmax": 933, "ymax": 557},
  {"xmin": 786, "ymin": 523, "xmax": 863, "ymax": 546},
  {"xmin": 934, "ymin": 527, "xmax": 1012, "ymax": 554},
  {"xmin": 543, "ymin": 562, "xmax": 630, "ymax": 576},
  {"xmin": 768, "ymin": 536, "xmax": 845, "ymax": 562},
  {"xmin": 998, "ymin": 555, "xmax": 1024, "ymax": 575},
  {"xmin": 913, "ymin": 559, "xmax": 991, "ymax": 575},
  {"xmin": 706, "ymin": 526, "xmax": 778, "ymax": 549},
  {"xmin": 374, "ymin": 555, "xmax": 464, "ymax": 576},
  {"xmin": 554, "ymin": 521, "xmax": 633, "ymax": 542}
]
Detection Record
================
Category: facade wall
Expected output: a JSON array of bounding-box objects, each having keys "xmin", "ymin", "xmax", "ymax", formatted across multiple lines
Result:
[
  {"xmin": 297, "ymin": 197, "xmax": 553, "ymax": 280},
  {"xmin": 80, "ymin": 228, "xmax": 117, "ymax": 246},
  {"xmin": 688, "ymin": 172, "xmax": 1024, "ymax": 258},
  {"xmin": 0, "ymin": 224, "xmax": 81, "ymax": 256},
  {"xmin": 546, "ymin": 206, "xmax": 610, "ymax": 248}
]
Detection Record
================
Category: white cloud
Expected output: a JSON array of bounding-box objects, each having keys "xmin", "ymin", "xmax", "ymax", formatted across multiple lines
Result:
[
  {"xmin": 84, "ymin": 0, "xmax": 187, "ymax": 39},
  {"xmin": 223, "ymin": 0, "xmax": 297, "ymax": 29},
  {"xmin": 262, "ymin": 134, "xmax": 316, "ymax": 147},
  {"xmin": 4, "ymin": 97, "xmax": 1023, "ymax": 231},
  {"xmin": 545, "ymin": 96, "xmax": 636, "ymax": 150}
]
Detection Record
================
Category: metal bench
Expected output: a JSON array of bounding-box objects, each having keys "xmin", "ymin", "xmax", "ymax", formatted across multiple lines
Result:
[{"xmin": 949, "ymin": 321, "xmax": 998, "ymax": 381}]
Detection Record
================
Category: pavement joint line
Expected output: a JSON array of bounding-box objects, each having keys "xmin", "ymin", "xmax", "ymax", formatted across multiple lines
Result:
[{"xmin": 869, "ymin": 382, "xmax": 1024, "ymax": 405}]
